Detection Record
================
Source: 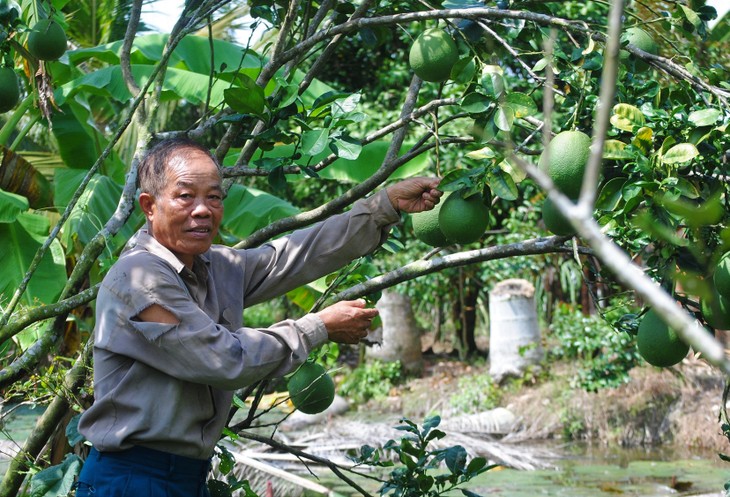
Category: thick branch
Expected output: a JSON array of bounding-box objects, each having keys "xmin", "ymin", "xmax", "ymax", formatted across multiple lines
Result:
[{"xmin": 332, "ymin": 236, "xmax": 583, "ymax": 302}]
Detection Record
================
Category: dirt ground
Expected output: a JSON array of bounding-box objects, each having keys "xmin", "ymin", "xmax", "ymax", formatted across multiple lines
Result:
[{"xmin": 360, "ymin": 350, "xmax": 729, "ymax": 453}]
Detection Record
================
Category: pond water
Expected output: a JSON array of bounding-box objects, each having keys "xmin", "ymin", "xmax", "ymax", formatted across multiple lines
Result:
[
  {"xmin": 308, "ymin": 442, "xmax": 729, "ymax": 497},
  {"xmin": 2, "ymin": 404, "xmax": 729, "ymax": 497}
]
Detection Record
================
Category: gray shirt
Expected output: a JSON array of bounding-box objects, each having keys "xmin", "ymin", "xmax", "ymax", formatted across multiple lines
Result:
[{"xmin": 78, "ymin": 190, "xmax": 398, "ymax": 459}]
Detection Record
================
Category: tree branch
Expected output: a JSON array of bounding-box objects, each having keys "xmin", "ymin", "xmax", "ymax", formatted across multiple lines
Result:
[{"xmin": 331, "ymin": 236, "xmax": 584, "ymax": 302}]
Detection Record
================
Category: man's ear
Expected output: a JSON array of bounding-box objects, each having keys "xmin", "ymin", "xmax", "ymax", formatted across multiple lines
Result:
[{"xmin": 139, "ymin": 193, "xmax": 154, "ymax": 219}]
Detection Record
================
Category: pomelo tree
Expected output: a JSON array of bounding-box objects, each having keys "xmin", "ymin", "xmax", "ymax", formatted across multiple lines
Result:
[{"xmin": 0, "ymin": 0, "xmax": 729, "ymax": 495}]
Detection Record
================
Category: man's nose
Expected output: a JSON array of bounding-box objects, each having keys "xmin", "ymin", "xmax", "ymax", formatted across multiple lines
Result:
[{"xmin": 191, "ymin": 198, "xmax": 212, "ymax": 216}]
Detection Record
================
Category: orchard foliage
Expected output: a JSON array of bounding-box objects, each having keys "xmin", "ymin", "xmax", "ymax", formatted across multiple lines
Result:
[{"xmin": 0, "ymin": 0, "xmax": 729, "ymax": 495}]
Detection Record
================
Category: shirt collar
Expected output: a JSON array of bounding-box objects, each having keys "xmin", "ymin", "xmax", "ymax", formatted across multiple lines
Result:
[{"xmin": 126, "ymin": 229, "xmax": 211, "ymax": 274}]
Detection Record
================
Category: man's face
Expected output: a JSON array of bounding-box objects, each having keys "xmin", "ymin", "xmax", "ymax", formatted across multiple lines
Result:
[{"xmin": 139, "ymin": 149, "xmax": 224, "ymax": 268}]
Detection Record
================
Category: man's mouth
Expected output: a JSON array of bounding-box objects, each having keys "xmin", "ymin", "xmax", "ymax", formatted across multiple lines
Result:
[{"xmin": 187, "ymin": 227, "xmax": 211, "ymax": 233}]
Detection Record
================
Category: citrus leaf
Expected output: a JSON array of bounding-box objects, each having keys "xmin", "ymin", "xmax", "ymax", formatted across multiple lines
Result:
[
  {"xmin": 301, "ymin": 128, "xmax": 330, "ymax": 156},
  {"xmin": 596, "ymin": 177, "xmax": 626, "ymax": 211},
  {"xmin": 679, "ymin": 5, "xmax": 702, "ymax": 28},
  {"xmin": 330, "ymin": 134, "xmax": 362, "ymax": 160},
  {"xmin": 632, "ymin": 126, "xmax": 653, "ymax": 154},
  {"xmin": 224, "ymin": 76, "xmax": 265, "ymax": 115},
  {"xmin": 487, "ymin": 167, "xmax": 518, "ymax": 200},
  {"xmin": 444, "ymin": 445, "xmax": 468, "ymax": 474},
  {"xmin": 532, "ymin": 57, "xmax": 550, "ymax": 72},
  {"xmin": 662, "ymin": 143, "xmax": 699, "ymax": 164},
  {"xmin": 603, "ymin": 139, "xmax": 632, "ymax": 160},
  {"xmin": 610, "ymin": 103, "xmax": 645, "ymax": 131},
  {"xmin": 494, "ymin": 105, "xmax": 514, "ymax": 131},
  {"xmin": 503, "ymin": 92, "xmax": 537, "ymax": 118},
  {"xmin": 499, "ymin": 158, "xmax": 526, "ymax": 183},
  {"xmin": 465, "ymin": 146, "xmax": 497, "ymax": 160},
  {"xmin": 461, "ymin": 92, "xmax": 492, "ymax": 114},
  {"xmin": 688, "ymin": 108, "xmax": 722, "ymax": 127}
]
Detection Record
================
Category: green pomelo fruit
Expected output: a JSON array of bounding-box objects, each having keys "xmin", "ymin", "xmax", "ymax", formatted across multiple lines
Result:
[
  {"xmin": 636, "ymin": 309, "xmax": 689, "ymax": 368},
  {"xmin": 714, "ymin": 252, "xmax": 730, "ymax": 299},
  {"xmin": 701, "ymin": 288, "xmax": 730, "ymax": 330},
  {"xmin": 542, "ymin": 197, "xmax": 576, "ymax": 236},
  {"xmin": 620, "ymin": 27, "xmax": 658, "ymax": 71},
  {"xmin": 408, "ymin": 28, "xmax": 458, "ymax": 83},
  {"xmin": 539, "ymin": 130, "xmax": 592, "ymax": 198},
  {"xmin": 27, "ymin": 19, "xmax": 67, "ymax": 61},
  {"xmin": 411, "ymin": 192, "xmax": 450, "ymax": 247},
  {"xmin": 438, "ymin": 189, "xmax": 490, "ymax": 245},
  {"xmin": 0, "ymin": 67, "xmax": 20, "ymax": 113},
  {"xmin": 287, "ymin": 361, "xmax": 335, "ymax": 415}
]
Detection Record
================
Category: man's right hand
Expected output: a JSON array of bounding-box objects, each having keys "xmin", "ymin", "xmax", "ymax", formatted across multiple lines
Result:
[{"xmin": 316, "ymin": 299, "xmax": 379, "ymax": 344}]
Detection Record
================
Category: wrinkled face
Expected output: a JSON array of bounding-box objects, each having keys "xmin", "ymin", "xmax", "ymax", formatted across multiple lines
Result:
[{"xmin": 139, "ymin": 149, "xmax": 223, "ymax": 268}]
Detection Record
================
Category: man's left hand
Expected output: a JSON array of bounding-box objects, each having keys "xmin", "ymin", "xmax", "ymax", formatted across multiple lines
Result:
[{"xmin": 386, "ymin": 177, "xmax": 442, "ymax": 213}]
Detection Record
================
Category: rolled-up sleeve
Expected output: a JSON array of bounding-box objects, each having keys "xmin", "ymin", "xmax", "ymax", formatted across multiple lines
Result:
[{"xmin": 242, "ymin": 189, "xmax": 399, "ymax": 305}]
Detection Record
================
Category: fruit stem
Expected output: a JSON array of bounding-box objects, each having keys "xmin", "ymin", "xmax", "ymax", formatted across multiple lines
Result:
[{"xmin": 0, "ymin": 95, "xmax": 33, "ymax": 146}]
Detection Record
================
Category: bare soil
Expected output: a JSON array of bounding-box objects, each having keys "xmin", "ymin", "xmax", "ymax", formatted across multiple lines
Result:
[{"xmin": 360, "ymin": 351, "xmax": 729, "ymax": 452}]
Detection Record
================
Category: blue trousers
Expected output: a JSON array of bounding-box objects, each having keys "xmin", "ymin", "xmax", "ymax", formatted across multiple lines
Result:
[{"xmin": 75, "ymin": 446, "xmax": 211, "ymax": 497}]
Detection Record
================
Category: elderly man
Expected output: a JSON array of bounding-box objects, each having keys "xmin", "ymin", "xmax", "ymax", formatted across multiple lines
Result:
[{"xmin": 74, "ymin": 137, "xmax": 442, "ymax": 497}]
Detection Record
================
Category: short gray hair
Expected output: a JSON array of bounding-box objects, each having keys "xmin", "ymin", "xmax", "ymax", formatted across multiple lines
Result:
[{"xmin": 137, "ymin": 138, "xmax": 221, "ymax": 197}]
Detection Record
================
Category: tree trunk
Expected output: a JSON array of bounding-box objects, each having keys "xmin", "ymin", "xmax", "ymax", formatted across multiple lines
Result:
[
  {"xmin": 488, "ymin": 279, "xmax": 543, "ymax": 383},
  {"xmin": 366, "ymin": 290, "xmax": 423, "ymax": 374}
]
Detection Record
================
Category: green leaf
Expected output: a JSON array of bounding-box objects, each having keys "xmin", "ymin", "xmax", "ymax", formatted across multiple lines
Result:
[
  {"xmin": 494, "ymin": 105, "xmax": 514, "ymax": 131},
  {"xmin": 330, "ymin": 134, "xmax": 362, "ymax": 160},
  {"xmin": 662, "ymin": 143, "xmax": 699, "ymax": 164},
  {"xmin": 679, "ymin": 5, "xmax": 702, "ymax": 28},
  {"xmin": 632, "ymin": 127, "xmax": 653, "ymax": 155},
  {"xmin": 29, "ymin": 454, "xmax": 82, "ymax": 497},
  {"xmin": 610, "ymin": 103, "xmax": 645, "ymax": 131},
  {"xmin": 660, "ymin": 191, "xmax": 723, "ymax": 227},
  {"xmin": 603, "ymin": 140, "xmax": 632, "ymax": 160},
  {"xmin": 0, "ymin": 189, "xmax": 29, "ymax": 223},
  {"xmin": 0, "ymin": 146, "xmax": 54, "ymax": 209},
  {"xmin": 688, "ymin": 108, "xmax": 722, "ymax": 127},
  {"xmin": 461, "ymin": 92, "xmax": 492, "ymax": 114},
  {"xmin": 596, "ymin": 177, "xmax": 626, "ymax": 211},
  {"xmin": 487, "ymin": 167, "xmax": 518, "ymax": 201},
  {"xmin": 250, "ymin": 141, "xmax": 429, "ymax": 184},
  {"xmin": 224, "ymin": 75, "xmax": 266, "ymax": 115},
  {"xmin": 331, "ymin": 93, "xmax": 361, "ymax": 117},
  {"xmin": 65, "ymin": 414, "xmax": 85, "ymax": 447},
  {"xmin": 51, "ymin": 102, "xmax": 127, "ymax": 183},
  {"xmin": 0, "ymin": 212, "xmax": 66, "ymax": 308},
  {"xmin": 301, "ymin": 128, "xmax": 330, "ymax": 156},
  {"xmin": 465, "ymin": 456, "xmax": 488, "ymax": 474},
  {"xmin": 503, "ymin": 92, "xmax": 537, "ymax": 118},
  {"xmin": 422, "ymin": 415, "xmax": 441, "ymax": 433},
  {"xmin": 59, "ymin": 173, "xmax": 142, "ymax": 254},
  {"xmin": 310, "ymin": 90, "xmax": 351, "ymax": 117},
  {"xmin": 221, "ymin": 184, "xmax": 298, "ymax": 240},
  {"xmin": 444, "ymin": 445, "xmax": 468, "ymax": 474},
  {"xmin": 465, "ymin": 146, "xmax": 497, "ymax": 160}
]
